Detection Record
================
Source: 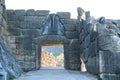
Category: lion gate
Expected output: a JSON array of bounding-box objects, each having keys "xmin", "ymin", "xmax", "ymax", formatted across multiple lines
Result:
[
  {"xmin": 35, "ymin": 14, "xmax": 81, "ymax": 70},
  {"xmin": 6, "ymin": 7, "xmax": 120, "ymax": 80}
]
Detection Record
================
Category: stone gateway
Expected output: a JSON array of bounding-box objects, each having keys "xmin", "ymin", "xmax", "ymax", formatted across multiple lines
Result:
[{"xmin": 0, "ymin": 0, "xmax": 120, "ymax": 80}]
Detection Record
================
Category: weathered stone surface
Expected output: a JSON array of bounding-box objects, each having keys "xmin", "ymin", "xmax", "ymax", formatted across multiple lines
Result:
[
  {"xmin": 19, "ymin": 62, "xmax": 35, "ymax": 71},
  {"xmin": 38, "ymin": 35, "xmax": 67, "ymax": 44},
  {"xmin": 97, "ymin": 19, "xmax": 120, "ymax": 51},
  {"xmin": 100, "ymin": 74, "xmax": 120, "ymax": 80},
  {"xmin": 99, "ymin": 51, "xmax": 120, "ymax": 73},
  {"xmin": 64, "ymin": 24, "xmax": 76, "ymax": 31},
  {"xmin": 0, "ymin": 36, "xmax": 22, "ymax": 78},
  {"xmin": 77, "ymin": 7, "xmax": 84, "ymax": 16},
  {"xmin": 79, "ymin": 29, "xmax": 85, "ymax": 42},
  {"xmin": 14, "ymin": 10, "xmax": 26, "ymax": 15},
  {"xmin": 86, "ymin": 55, "xmax": 99, "ymax": 74},
  {"xmin": 10, "ymin": 15, "xmax": 24, "ymax": 21},
  {"xmin": 65, "ymin": 31, "xmax": 78, "ymax": 39},
  {"xmin": 85, "ymin": 11, "xmax": 91, "ymax": 23},
  {"xmin": 0, "ymin": 63, "xmax": 8, "ymax": 80},
  {"xmin": 26, "ymin": 9, "xmax": 35, "ymax": 16},
  {"xmin": 69, "ymin": 39, "xmax": 80, "ymax": 50},
  {"xmin": 35, "ymin": 10, "xmax": 50, "ymax": 16},
  {"xmin": 22, "ymin": 29, "xmax": 40, "ymax": 37},
  {"xmin": 81, "ymin": 48, "xmax": 90, "ymax": 63},
  {"xmin": 61, "ymin": 19, "xmax": 77, "ymax": 25},
  {"xmin": 84, "ymin": 35, "xmax": 90, "ymax": 48},
  {"xmin": 7, "ymin": 28, "xmax": 21, "ymax": 36},
  {"xmin": 57, "ymin": 12, "xmax": 71, "ymax": 19},
  {"xmin": 20, "ymin": 21, "xmax": 42, "ymax": 29},
  {"xmin": 40, "ymin": 14, "xmax": 65, "ymax": 36}
]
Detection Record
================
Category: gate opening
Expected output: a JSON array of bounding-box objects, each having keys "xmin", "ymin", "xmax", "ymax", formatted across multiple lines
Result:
[{"xmin": 41, "ymin": 44, "xmax": 64, "ymax": 69}]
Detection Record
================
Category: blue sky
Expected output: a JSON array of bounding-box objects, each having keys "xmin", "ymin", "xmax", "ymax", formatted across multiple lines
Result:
[{"xmin": 5, "ymin": 0, "xmax": 120, "ymax": 19}]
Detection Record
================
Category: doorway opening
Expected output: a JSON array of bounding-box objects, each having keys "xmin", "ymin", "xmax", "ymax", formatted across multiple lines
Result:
[{"xmin": 41, "ymin": 44, "xmax": 64, "ymax": 69}]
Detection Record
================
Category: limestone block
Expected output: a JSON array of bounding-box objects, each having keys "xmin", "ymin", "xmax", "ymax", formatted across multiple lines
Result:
[
  {"xmin": 6, "ymin": 36, "xmax": 15, "ymax": 43},
  {"xmin": 7, "ymin": 21, "xmax": 16, "ymax": 28},
  {"xmin": 77, "ymin": 7, "xmax": 84, "ymax": 16},
  {"xmin": 20, "ymin": 21, "xmax": 41, "ymax": 29},
  {"xmin": 10, "ymin": 15, "xmax": 24, "ymax": 21},
  {"xmin": 85, "ymin": 11, "xmax": 91, "ymax": 23},
  {"xmin": 69, "ymin": 63, "xmax": 81, "ymax": 70},
  {"xmin": 90, "ymin": 30, "xmax": 98, "ymax": 42},
  {"xmin": 57, "ymin": 12, "xmax": 71, "ymax": 19},
  {"xmin": 0, "ymin": 0, "xmax": 5, "ymax": 5},
  {"xmin": 24, "ymin": 16, "xmax": 38, "ymax": 21},
  {"xmin": 64, "ymin": 24, "xmax": 76, "ymax": 31},
  {"xmin": 38, "ymin": 35, "xmax": 66, "ymax": 44},
  {"xmin": 84, "ymin": 34, "xmax": 90, "ymax": 48},
  {"xmin": 0, "ymin": 36, "xmax": 22, "ymax": 78},
  {"xmin": 6, "ymin": 10, "xmax": 14, "ymax": 15},
  {"xmin": 79, "ymin": 42, "xmax": 84, "ymax": 54},
  {"xmin": 26, "ymin": 9, "xmax": 35, "ymax": 16},
  {"xmin": 7, "ymin": 28, "xmax": 21, "ymax": 36},
  {"xmin": 89, "ymin": 39, "xmax": 98, "ymax": 57},
  {"xmin": 16, "ymin": 37, "xmax": 34, "ymax": 50},
  {"xmin": 81, "ymin": 48, "xmax": 90, "ymax": 63},
  {"xmin": 65, "ymin": 31, "xmax": 78, "ymax": 39},
  {"xmin": 24, "ymin": 56, "xmax": 35, "ymax": 62},
  {"xmin": 61, "ymin": 19, "xmax": 77, "ymax": 25},
  {"xmin": 99, "ymin": 51, "xmax": 120, "ymax": 73},
  {"xmin": 15, "ymin": 55, "xmax": 24, "ymax": 61},
  {"xmin": 19, "ymin": 62, "xmax": 35, "ymax": 71},
  {"xmin": 86, "ymin": 23, "xmax": 93, "ymax": 34},
  {"xmin": 8, "ymin": 44, "xmax": 16, "ymax": 49},
  {"xmin": 79, "ymin": 29, "xmax": 85, "ymax": 42},
  {"xmin": 69, "ymin": 39, "xmax": 80, "ymax": 50},
  {"xmin": 14, "ymin": 10, "xmax": 26, "ymax": 15},
  {"xmin": 86, "ymin": 55, "xmax": 99, "ymax": 74},
  {"xmin": 69, "ymin": 51, "xmax": 80, "ymax": 63},
  {"xmin": 35, "ymin": 10, "xmax": 50, "ymax": 16},
  {"xmin": 22, "ymin": 29, "xmax": 40, "ymax": 37},
  {"xmin": 100, "ymin": 74, "xmax": 120, "ymax": 80},
  {"xmin": 99, "ymin": 35, "xmax": 120, "ymax": 51},
  {"xmin": 0, "ymin": 63, "xmax": 8, "ymax": 80}
]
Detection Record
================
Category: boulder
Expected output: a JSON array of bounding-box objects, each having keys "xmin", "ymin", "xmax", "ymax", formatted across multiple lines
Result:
[{"xmin": 0, "ymin": 36, "xmax": 22, "ymax": 78}]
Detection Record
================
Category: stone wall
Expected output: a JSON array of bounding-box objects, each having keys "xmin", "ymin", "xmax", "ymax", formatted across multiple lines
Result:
[
  {"xmin": 0, "ymin": 0, "xmax": 22, "ymax": 79},
  {"xmin": 77, "ymin": 7, "xmax": 120, "ymax": 80},
  {"xmin": 57, "ymin": 12, "xmax": 80, "ymax": 70},
  {"xmin": 6, "ymin": 9, "xmax": 50, "ymax": 71},
  {"xmin": 6, "ymin": 5, "xmax": 120, "ymax": 80},
  {"xmin": 77, "ymin": 8, "xmax": 99, "ymax": 73},
  {"xmin": 6, "ymin": 10, "xmax": 81, "ymax": 71}
]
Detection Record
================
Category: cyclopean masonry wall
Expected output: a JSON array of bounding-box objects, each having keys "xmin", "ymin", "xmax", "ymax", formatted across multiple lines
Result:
[
  {"xmin": 77, "ymin": 7, "xmax": 120, "ymax": 80},
  {"xmin": 6, "ymin": 10, "xmax": 81, "ymax": 71},
  {"xmin": 5, "ymin": 4, "xmax": 120, "ymax": 80},
  {"xmin": 0, "ymin": 0, "xmax": 22, "ymax": 79}
]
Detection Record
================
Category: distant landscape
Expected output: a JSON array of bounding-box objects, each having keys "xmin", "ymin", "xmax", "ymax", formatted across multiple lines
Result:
[{"xmin": 42, "ymin": 46, "xmax": 64, "ymax": 57}]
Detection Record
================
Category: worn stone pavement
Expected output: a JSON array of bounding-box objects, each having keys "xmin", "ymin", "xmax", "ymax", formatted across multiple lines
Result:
[{"xmin": 14, "ymin": 68, "xmax": 98, "ymax": 80}]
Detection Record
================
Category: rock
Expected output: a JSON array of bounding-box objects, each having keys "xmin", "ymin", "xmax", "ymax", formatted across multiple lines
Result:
[
  {"xmin": 0, "ymin": 63, "xmax": 8, "ymax": 80},
  {"xmin": 57, "ymin": 12, "xmax": 71, "ymax": 19},
  {"xmin": 77, "ymin": 7, "xmax": 84, "ymax": 16},
  {"xmin": 40, "ymin": 14, "xmax": 65, "ymax": 36},
  {"xmin": 35, "ymin": 10, "xmax": 50, "ymax": 16},
  {"xmin": 26, "ymin": 9, "xmax": 35, "ymax": 16},
  {"xmin": 0, "ymin": 36, "xmax": 22, "ymax": 78},
  {"xmin": 99, "ymin": 51, "xmax": 120, "ymax": 73},
  {"xmin": 97, "ymin": 19, "xmax": 120, "ymax": 51}
]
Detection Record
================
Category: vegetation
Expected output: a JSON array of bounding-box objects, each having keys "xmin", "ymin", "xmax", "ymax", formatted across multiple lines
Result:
[{"xmin": 56, "ymin": 53, "xmax": 64, "ymax": 60}]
